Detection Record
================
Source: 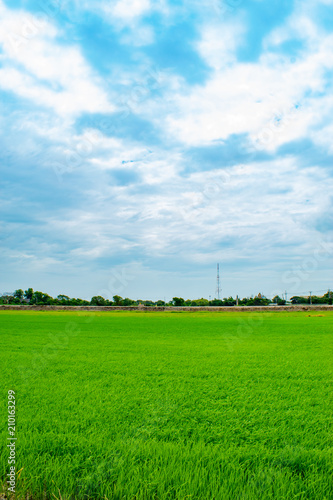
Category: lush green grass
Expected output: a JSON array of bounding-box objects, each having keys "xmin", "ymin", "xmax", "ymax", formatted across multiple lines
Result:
[{"xmin": 0, "ymin": 310, "xmax": 332, "ymax": 499}]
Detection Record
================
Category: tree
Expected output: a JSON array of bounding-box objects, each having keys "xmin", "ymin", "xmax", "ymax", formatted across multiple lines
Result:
[
  {"xmin": 24, "ymin": 288, "xmax": 34, "ymax": 303},
  {"xmin": 112, "ymin": 295, "xmax": 123, "ymax": 306},
  {"xmin": 172, "ymin": 297, "xmax": 185, "ymax": 306},
  {"xmin": 33, "ymin": 291, "xmax": 43, "ymax": 304},
  {"xmin": 57, "ymin": 294, "xmax": 70, "ymax": 302},
  {"xmin": 122, "ymin": 298, "xmax": 135, "ymax": 306},
  {"xmin": 33, "ymin": 291, "xmax": 53, "ymax": 304},
  {"xmin": 290, "ymin": 296, "xmax": 307, "ymax": 304},
  {"xmin": 191, "ymin": 298, "xmax": 209, "ymax": 306},
  {"xmin": 0, "ymin": 294, "xmax": 14, "ymax": 304},
  {"xmin": 222, "ymin": 296, "xmax": 236, "ymax": 306},
  {"xmin": 309, "ymin": 295, "xmax": 325, "ymax": 304},
  {"xmin": 91, "ymin": 296, "xmax": 107, "ymax": 306},
  {"xmin": 43, "ymin": 293, "xmax": 53, "ymax": 305},
  {"xmin": 253, "ymin": 295, "xmax": 271, "ymax": 306},
  {"xmin": 14, "ymin": 289, "xmax": 24, "ymax": 301},
  {"xmin": 209, "ymin": 299, "xmax": 223, "ymax": 306},
  {"xmin": 272, "ymin": 295, "xmax": 286, "ymax": 305},
  {"xmin": 73, "ymin": 298, "xmax": 90, "ymax": 306},
  {"xmin": 323, "ymin": 290, "xmax": 333, "ymax": 305}
]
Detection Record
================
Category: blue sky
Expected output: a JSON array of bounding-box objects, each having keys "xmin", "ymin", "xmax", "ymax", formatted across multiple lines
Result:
[{"xmin": 0, "ymin": 0, "xmax": 332, "ymax": 301}]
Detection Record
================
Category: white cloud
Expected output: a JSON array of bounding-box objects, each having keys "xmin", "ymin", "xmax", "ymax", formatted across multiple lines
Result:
[
  {"xmin": 101, "ymin": 0, "xmax": 166, "ymax": 29},
  {"xmin": 39, "ymin": 155, "xmax": 333, "ymax": 272},
  {"xmin": 112, "ymin": 0, "xmax": 152, "ymax": 22},
  {"xmin": 0, "ymin": 1, "xmax": 114, "ymax": 116},
  {"xmin": 90, "ymin": 0, "xmax": 170, "ymax": 45},
  {"xmin": 310, "ymin": 120, "xmax": 333, "ymax": 154},
  {"xmin": 1, "ymin": 0, "xmax": 332, "ymax": 301},
  {"xmin": 163, "ymin": 30, "xmax": 333, "ymax": 149},
  {"xmin": 264, "ymin": 15, "xmax": 320, "ymax": 49},
  {"xmin": 196, "ymin": 20, "xmax": 246, "ymax": 70}
]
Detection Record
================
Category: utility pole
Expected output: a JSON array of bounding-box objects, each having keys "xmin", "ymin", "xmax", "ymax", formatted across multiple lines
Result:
[
  {"xmin": 285, "ymin": 290, "xmax": 287, "ymax": 302},
  {"xmin": 309, "ymin": 291, "xmax": 312, "ymax": 305},
  {"xmin": 236, "ymin": 295, "xmax": 239, "ymax": 306}
]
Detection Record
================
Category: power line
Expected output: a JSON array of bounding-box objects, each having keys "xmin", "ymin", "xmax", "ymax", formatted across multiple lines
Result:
[{"xmin": 281, "ymin": 289, "xmax": 329, "ymax": 296}]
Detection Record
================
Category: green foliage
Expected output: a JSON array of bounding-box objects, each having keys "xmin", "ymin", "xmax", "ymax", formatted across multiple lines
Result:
[
  {"xmin": 222, "ymin": 296, "xmax": 236, "ymax": 306},
  {"xmin": 32, "ymin": 291, "xmax": 53, "ymax": 305},
  {"xmin": 172, "ymin": 297, "xmax": 185, "ymax": 306},
  {"xmin": 90, "ymin": 295, "xmax": 107, "ymax": 306},
  {"xmin": 122, "ymin": 297, "xmax": 136, "ymax": 306},
  {"xmin": 191, "ymin": 298, "xmax": 209, "ymax": 306},
  {"xmin": 271, "ymin": 295, "xmax": 287, "ymax": 305},
  {"xmin": 112, "ymin": 295, "xmax": 123, "ymax": 306},
  {"xmin": 74, "ymin": 298, "xmax": 90, "ymax": 306},
  {"xmin": 239, "ymin": 296, "xmax": 271, "ymax": 306},
  {"xmin": 24, "ymin": 288, "xmax": 34, "ymax": 302},
  {"xmin": 14, "ymin": 289, "xmax": 24, "ymax": 301},
  {"xmin": 0, "ymin": 311, "xmax": 332, "ymax": 500},
  {"xmin": 57, "ymin": 294, "xmax": 70, "ymax": 303},
  {"xmin": 142, "ymin": 300, "xmax": 155, "ymax": 306},
  {"xmin": 290, "ymin": 296, "xmax": 308, "ymax": 304},
  {"xmin": 3, "ymin": 287, "xmax": 333, "ymax": 308},
  {"xmin": 0, "ymin": 294, "xmax": 20, "ymax": 305},
  {"xmin": 209, "ymin": 299, "xmax": 223, "ymax": 306}
]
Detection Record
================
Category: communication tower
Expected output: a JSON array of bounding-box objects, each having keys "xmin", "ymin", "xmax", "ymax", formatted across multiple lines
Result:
[{"xmin": 216, "ymin": 263, "xmax": 222, "ymax": 300}]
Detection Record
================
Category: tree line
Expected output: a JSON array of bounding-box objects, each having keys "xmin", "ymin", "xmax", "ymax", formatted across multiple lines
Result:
[{"xmin": 0, "ymin": 288, "xmax": 332, "ymax": 306}]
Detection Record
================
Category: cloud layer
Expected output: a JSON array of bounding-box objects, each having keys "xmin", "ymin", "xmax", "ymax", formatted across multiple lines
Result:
[{"xmin": 1, "ymin": 0, "xmax": 332, "ymax": 300}]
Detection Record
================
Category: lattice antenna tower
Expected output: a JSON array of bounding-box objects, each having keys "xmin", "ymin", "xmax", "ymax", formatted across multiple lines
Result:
[{"xmin": 216, "ymin": 263, "xmax": 222, "ymax": 300}]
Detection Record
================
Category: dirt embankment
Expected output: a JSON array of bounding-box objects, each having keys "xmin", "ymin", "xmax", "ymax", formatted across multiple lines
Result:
[{"xmin": 0, "ymin": 305, "xmax": 332, "ymax": 312}]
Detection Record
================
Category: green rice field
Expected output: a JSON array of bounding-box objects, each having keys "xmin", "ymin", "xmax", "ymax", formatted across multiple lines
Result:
[{"xmin": 1, "ymin": 310, "xmax": 332, "ymax": 499}]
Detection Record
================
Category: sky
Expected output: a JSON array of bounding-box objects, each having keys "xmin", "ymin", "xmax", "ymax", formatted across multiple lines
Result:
[{"xmin": 0, "ymin": 0, "xmax": 332, "ymax": 301}]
